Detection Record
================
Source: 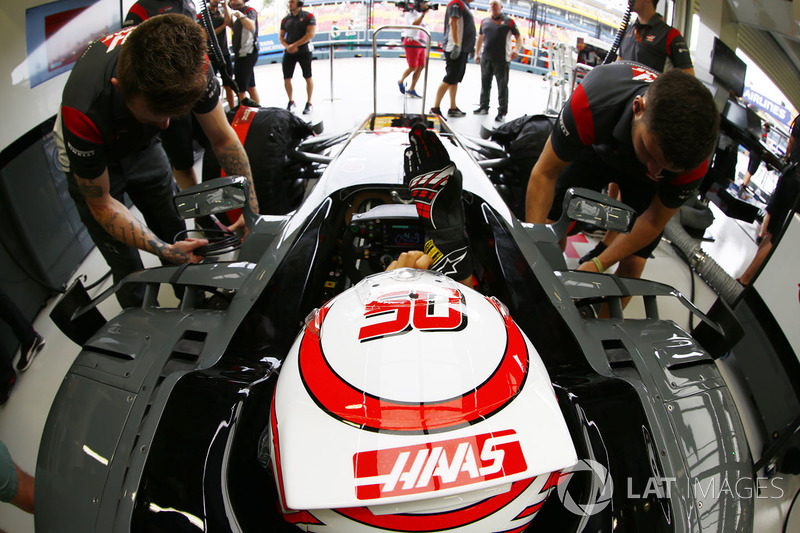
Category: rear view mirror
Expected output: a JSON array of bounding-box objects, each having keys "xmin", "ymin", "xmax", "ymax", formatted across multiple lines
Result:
[
  {"xmin": 173, "ymin": 177, "xmax": 248, "ymax": 220},
  {"xmin": 563, "ymin": 187, "xmax": 636, "ymax": 233}
]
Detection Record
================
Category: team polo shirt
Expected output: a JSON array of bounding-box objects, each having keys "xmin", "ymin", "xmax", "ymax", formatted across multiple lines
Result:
[
  {"xmin": 232, "ymin": 6, "xmax": 260, "ymax": 57},
  {"xmin": 552, "ymin": 62, "xmax": 707, "ymax": 208},
  {"xmin": 443, "ymin": 0, "xmax": 475, "ymax": 52},
  {"xmin": 59, "ymin": 26, "xmax": 220, "ymax": 180},
  {"xmin": 618, "ymin": 14, "xmax": 693, "ymax": 72},
  {"xmin": 479, "ymin": 14, "xmax": 519, "ymax": 62},
  {"xmin": 123, "ymin": 0, "xmax": 196, "ymax": 26},
  {"xmin": 280, "ymin": 9, "xmax": 317, "ymax": 54}
]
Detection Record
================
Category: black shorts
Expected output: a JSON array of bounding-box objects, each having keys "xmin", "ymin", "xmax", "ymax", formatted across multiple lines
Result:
[
  {"xmin": 282, "ymin": 49, "xmax": 313, "ymax": 79},
  {"xmin": 234, "ymin": 51, "xmax": 259, "ymax": 90},
  {"xmin": 547, "ymin": 151, "xmax": 662, "ymax": 259},
  {"xmin": 442, "ymin": 51, "xmax": 469, "ymax": 85},
  {"xmin": 766, "ymin": 165, "xmax": 800, "ymax": 236}
]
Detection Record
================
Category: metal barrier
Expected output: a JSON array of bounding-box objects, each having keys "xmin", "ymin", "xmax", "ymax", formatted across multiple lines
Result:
[{"xmin": 372, "ymin": 25, "xmax": 432, "ymax": 115}]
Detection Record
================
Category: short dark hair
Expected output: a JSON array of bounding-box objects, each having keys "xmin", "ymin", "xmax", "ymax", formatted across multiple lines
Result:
[
  {"xmin": 644, "ymin": 69, "xmax": 719, "ymax": 171},
  {"xmin": 117, "ymin": 14, "xmax": 208, "ymax": 117}
]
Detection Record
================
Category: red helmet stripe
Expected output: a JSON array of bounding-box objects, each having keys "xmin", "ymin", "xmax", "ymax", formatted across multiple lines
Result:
[
  {"xmin": 298, "ymin": 300, "xmax": 529, "ymax": 433},
  {"xmin": 270, "ymin": 393, "xmax": 288, "ymax": 508}
]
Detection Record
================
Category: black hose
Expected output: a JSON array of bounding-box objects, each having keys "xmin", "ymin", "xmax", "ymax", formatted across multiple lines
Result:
[
  {"xmin": 603, "ymin": 0, "xmax": 634, "ymax": 65},
  {"xmin": 782, "ymin": 484, "xmax": 800, "ymax": 533},
  {"xmin": 198, "ymin": 0, "xmax": 240, "ymax": 94}
]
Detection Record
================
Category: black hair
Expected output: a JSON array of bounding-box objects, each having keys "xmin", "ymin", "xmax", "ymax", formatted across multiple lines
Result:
[{"xmin": 644, "ymin": 69, "xmax": 720, "ymax": 171}]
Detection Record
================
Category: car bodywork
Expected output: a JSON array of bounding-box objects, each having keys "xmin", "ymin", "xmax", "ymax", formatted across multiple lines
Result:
[{"xmin": 36, "ymin": 113, "xmax": 753, "ymax": 532}]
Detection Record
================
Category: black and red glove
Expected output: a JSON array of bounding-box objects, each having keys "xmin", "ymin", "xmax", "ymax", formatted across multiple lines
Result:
[{"xmin": 404, "ymin": 123, "xmax": 473, "ymax": 281}]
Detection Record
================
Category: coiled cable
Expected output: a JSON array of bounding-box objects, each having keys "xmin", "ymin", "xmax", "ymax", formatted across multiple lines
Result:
[
  {"xmin": 603, "ymin": 0, "xmax": 634, "ymax": 64},
  {"xmin": 173, "ymin": 228, "xmax": 242, "ymax": 257}
]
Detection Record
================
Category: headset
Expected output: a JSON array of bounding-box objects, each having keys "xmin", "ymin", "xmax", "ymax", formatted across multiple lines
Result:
[{"xmin": 296, "ymin": 0, "xmax": 304, "ymax": 7}]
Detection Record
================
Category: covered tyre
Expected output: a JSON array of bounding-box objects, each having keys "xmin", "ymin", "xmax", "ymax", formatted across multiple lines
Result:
[
  {"xmin": 489, "ymin": 114, "xmax": 555, "ymax": 219},
  {"xmin": 203, "ymin": 105, "xmax": 315, "ymax": 216}
]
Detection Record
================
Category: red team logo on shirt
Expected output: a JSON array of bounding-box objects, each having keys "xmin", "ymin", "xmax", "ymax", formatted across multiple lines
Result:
[
  {"xmin": 631, "ymin": 65, "xmax": 658, "ymax": 83},
  {"xmin": 100, "ymin": 26, "xmax": 135, "ymax": 52}
]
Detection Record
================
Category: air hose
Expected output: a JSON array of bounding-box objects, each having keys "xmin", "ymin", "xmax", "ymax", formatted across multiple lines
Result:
[
  {"xmin": 198, "ymin": 0, "xmax": 240, "ymax": 94},
  {"xmin": 603, "ymin": 0, "xmax": 634, "ymax": 64},
  {"xmin": 663, "ymin": 214, "xmax": 744, "ymax": 306}
]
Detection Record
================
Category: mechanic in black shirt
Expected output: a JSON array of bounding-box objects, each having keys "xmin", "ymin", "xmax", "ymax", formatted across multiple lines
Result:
[
  {"xmin": 430, "ymin": 0, "xmax": 476, "ymax": 118},
  {"xmin": 739, "ymin": 115, "xmax": 800, "ymax": 285},
  {"xmin": 55, "ymin": 14, "xmax": 257, "ymax": 308},
  {"xmin": 473, "ymin": 0, "xmax": 521, "ymax": 122},
  {"xmin": 280, "ymin": 0, "xmax": 317, "ymax": 114},
  {"xmin": 526, "ymin": 63, "xmax": 718, "ymax": 283},
  {"xmin": 618, "ymin": 0, "xmax": 694, "ymax": 75},
  {"xmin": 123, "ymin": 0, "xmax": 201, "ymax": 192}
]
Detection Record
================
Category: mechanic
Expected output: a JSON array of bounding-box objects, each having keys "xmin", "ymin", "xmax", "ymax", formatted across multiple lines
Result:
[
  {"xmin": 280, "ymin": 0, "xmax": 317, "ymax": 114},
  {"xmin": 430, "ymin": 0, "xmax": 475, "ymax": 118},
  {"xmin": 397, "ymin": 0, "xmax": 430, "ymax": 99},
  {"xmin": 473, "ymin": 0, "xmax": 521, "ymax": 123},
  {"xmin": 123, "ymin": 0, "xmax": 201, "ymax": 191},
  {"xmin": 0, "ymin": 440, "xmax": 34, "ymax": 513},
  {"xmin": 525, "ymin": 63, "xmax": 718, "ymax": 283},
  {"xmin": 229, "ymin": 0, "xmax": 261, "ymax": 105},
  {"xmin": 0, "ymin": 288, "xmax": 45, "ymax": 405},
  {"xmin": 55, "ymin": 14, "xmax": 258, "ymax": 308},
  {"xmin": 578, "ymin": 0, "xmax": 697, "ymax": 266},
  {"xmin": 618, "ymin": 0, "xmax": 694, "ymax": 75},
  {"xmin": 738, "ymin": 114, "xmax": 800, "ymax": 286}
]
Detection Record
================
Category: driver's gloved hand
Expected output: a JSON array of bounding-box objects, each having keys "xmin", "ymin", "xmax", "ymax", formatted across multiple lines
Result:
[{"xmin": 404, "ymin": 123, "xmax": 473, "ymax": 281}]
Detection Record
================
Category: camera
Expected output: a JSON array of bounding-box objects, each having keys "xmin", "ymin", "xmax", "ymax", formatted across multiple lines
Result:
[{"xmin": 395, "ymin": 0, "xmax": 438, "ymax": 12}]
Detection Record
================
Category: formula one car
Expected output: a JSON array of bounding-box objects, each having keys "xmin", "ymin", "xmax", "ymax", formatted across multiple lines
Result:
[{"xmin": 37, "ymin": 111, "xmax": 753, "ymax": 533}]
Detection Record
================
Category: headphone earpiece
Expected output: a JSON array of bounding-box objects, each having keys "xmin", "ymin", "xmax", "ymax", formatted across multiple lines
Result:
[{"xmin": 296, "ymin": 0, "xmax": 303, "ymax": 6}]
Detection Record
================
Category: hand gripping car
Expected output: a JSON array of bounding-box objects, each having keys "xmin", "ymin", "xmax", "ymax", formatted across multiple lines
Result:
[{"xmin": 265, "ymin": 268, "xmax": 577, "ymax": 532}]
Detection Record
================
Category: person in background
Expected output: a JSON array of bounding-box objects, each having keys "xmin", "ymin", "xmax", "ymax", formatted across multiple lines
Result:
[
  {"xmin": 0, "ymin": 441, "xmax": 34, "ymax": 514},
  {"xmin": 0, "ymin": 288, "xmax": 45, "ymax": 405},
  {"xmin": 229, "ymin": 0, "xmax": 261, "ymax": 105},
  {"xmin": 618, "ymin": 0, "xmax": 694, "ymax": 75},
  {"xmin": 56, "ymin": 14, "xmax": 257, "ymax": 309},
  {"xmin": 123, "ymin": 0, "xmax": 200, "ymax": 191},
  {"xmin": 473, "ymin": 0, "xmax": 520, "ymax": 122},
  {"xmin": 397, "ymin": 0, "xmax": 430, "ymax": 99},
  {"xmin": 198, "ymin": 0, "xmax": 236, "ymax": 109},
  {"xmin": 579, "ymin": 0, "xmax": 697, "ymax": 266},
  {"xmin": 280, "ymin": 0, "xmax": 317, "ymax": 114},
  {"xmin": 739, "ymin": 115, "xmax": 800, "ymax": 285},
  {"xmin": 430, "ymin": 0, "xmax": 475, "ymax": 118},
  {"xmin": 526, "ymin": 64, "xmax": 718, "ymax": 290}
]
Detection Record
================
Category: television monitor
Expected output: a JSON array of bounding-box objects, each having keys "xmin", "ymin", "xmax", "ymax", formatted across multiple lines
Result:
[
  {"xmin": 723, "ymin": 99, "xmax": 763, "ymax": 141},
  {"xmin": 710, "ymin": 37, "xmax": 746, "ymax": 97}
]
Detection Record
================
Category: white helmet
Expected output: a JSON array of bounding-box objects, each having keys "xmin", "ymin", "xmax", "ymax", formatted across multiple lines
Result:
[{"xmin": 267, "ymin": 269, "xmax": 577, "ymax": 532}]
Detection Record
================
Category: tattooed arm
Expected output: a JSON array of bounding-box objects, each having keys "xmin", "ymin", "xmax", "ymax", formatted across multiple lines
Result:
[
  {"xmin": 75, "ymin": 168, "xmax": 208, "ymax": 264},
  {"xmin": 195, "ymin": 100, "xmax": 259, "ymax": 216}
]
